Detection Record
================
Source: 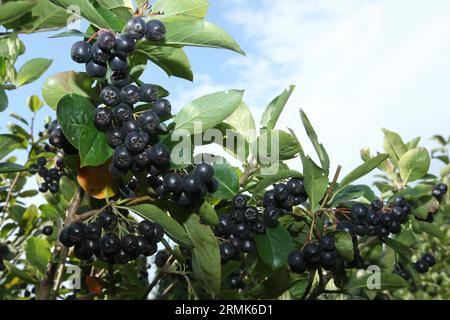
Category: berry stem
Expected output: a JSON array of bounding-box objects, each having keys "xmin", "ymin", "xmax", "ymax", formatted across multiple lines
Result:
[
  {"xmin": 141, "ymin": 255, "xmax": 174, "ymax": 299},
  {"xmin": 320, "ymin": 165, "xmax": 342, "ymax": 210}
]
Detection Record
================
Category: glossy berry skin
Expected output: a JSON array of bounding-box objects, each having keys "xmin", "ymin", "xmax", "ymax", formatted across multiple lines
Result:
[
  {"xmin": 263, "ymin": 206, "xmax": 280, "ymax": 227},
  {"xmin": 98, "ymin": 211, "xmax": 118, "ymax": 231},
  {"xmin": 252, "ymin": 220, "xmax": 266, "ymax": 235},
  {"xmin": 67, "ymin": 222, "xmax": 86, "ymax": 245},
  {"xmin": 97, "ymin": 31, "xmax": 116, "ymax": 51},
  {"xmin": 392, "ymin": 206, "xmax": 407, "ymax": 224},
  {"xmin": 351, "ymin": 203, "xmax": 368, "ymax": 219},
  {"xmin": 218, "ymin": 215, "xmax": 232, "ymax": 235},
  {"xmin": 149, "ymin": 223, "xmax": 164, "ymax": 244},
  {"xmin": 336, "ymin": 220, "xmax": 355, "ymax": 236},
  {"xmin": 302, "ymin": 243, "xmax": 321, "ymax": 267},
  {"xmin": 125, "ymin": 130, "xmax": 149, "ymax": 155},
  {"xmin": 393, "ymin": 196, "xmax": 406, "ymax": 207},
  {"xmin": 42, "ymin": 226, "xmax": 53, "ymax": 236},
  {"xmin": 414, "ymin": 260, "xmax": 429, "ymax": 274},
  {"xmin": 115, "ymin": 33, "xmax": 135, "ymax": 57},
  {"xmin": 355, "ymin": 222, "xmax": 368, "ymax": 237},
  {"xmin": 48, "ymin": 182, "xmax": 59, "ymax": 194},
  {"xmin": 126, "ymin": 17, "xmax": 147, "ymax": 39},
  {"xmin": 121, "ymin": 235, "xmax": 139, "ymax": 256},
  {"xmin": 244, "ymin": 206, "xmax": 259, "ymax": 223},
  {"xmin": 58, "ymin": 228, "xmax": 74, "ymax": 247},
  {"xmin": 139, "ymin": 111, "xmax": 160, "ymax": 132},
  {"xmin": 287, "ymin": 178, "xmax": 305, "ymax": 195},
  {"xmin": 380, "ymin": 213, "xmax": 394, "ymax": 228},
  {"xmin": 163, "ymin": 172, "xmax": 183, "ymax": 193},
  {"xmin": 220, "ymin": 243, "xmax": 235, "ymax": 261},
  {"xmin": 114, "ymin": 249, "xmax": 130, "ymax": 264},
  {"xmin": 205, "ymin": 177, "xmax": 219, "ymax": 193},
  {"xmin": 120, "ymin": 84, "xmax": 140, "ymax": 105},
  {"xmin": 366, "ymin": 211, "xmax": 380, "ymax": 225},
  {"xmin": 137, "ymin": 237, "xmax": 157, "ymax": 256},
  {"xmin": 100, "ymin": 233, "xmax": 121, "ymax": 255},
  {"xmin": 288, "ymin": 251, "xmax": 306, "ymax": 273},
  {"xmin": 174, "ymin": 192, "xmax": 191, "ymax": 207},
  {"xmin": 149, "ymin": 143, "xmax": 170, "ymax": 166},
  {"xmin": 273, "ymin": 184, "xmax": 289, "ymax": 201},
  {"xmin": 37, "ymin": 157, "xmax": 47, "ymax": 166},
  {"xmin": 93, "ymin": 107, "xmax": 113, "ymax": 131},
  {"xmin": 71, "ymin": 41, "xmax": 92, "ymax": 63},
  {"xmin": 146, "ymin": 20, "xmax": 166, "ymax": 41},
  {"xmin": 109, "ymin": 55, "xmax": 128, "ymax": 72},
  {"xmin": 113, "ymin": 146, "xmax": 133, "ymax": 170},
  {"xmin": 139, "ymin": 84, "xmax": 158, "ymax": 103},
  {"xmin": 232, "ymin": 194, "xmax": 248, "ymax": 209},
  {"xmin": 85, "ymin": 223, "xmax": 101, "ymax": 240},
  {"xmin": 370, "ymin": 199, "xmax": 384, "ymax": 211},
  {"xmin": 319, "ymin": 235, "xmax": 335, "ymax": 251},
  {"xmin": 113, "ymin": 103, "xmax": 133, "ymax": 122},
  {"xmin": 91, "ymin": 42, "xmax": 110, "ymax": 64},
  {"xmin": 194, "ymin": 162, "xmax": 214, "ymax": 182},
  {"xmin": 48, "ymin": 168, "xmax": 59, "ymax": 179},
  {"xmin": 232, "ymin": 223, "xmax": 251, "ymax": 240},
  {"xmin": 100, "ymin": 86, "xmax": 120, "ymax": 107},
  {"xmin": 230, "ymin": 276, "xmax": 244, "ymax": 289},
  {"xmin": 422, "ymin": 253, "xmax": 436, "ymax": 267},
  {"xmin": 110, "ymin": 70, "xmax": 131, "ymax": 87},
  {"xmin": 320, "ymin": 250, "xmax": 337, "ymax": 270},
  {"xmin": 85, "ymin": 60, "xmax": 107, "ymax": 78},
  {"xmin": 138, "ymin": 220, "xmax": 154, "ymax": 239},
  {"xmin": 134, "ymin": 149, "xmax": 152, "ymax": 169},
  {"xmin": 262, "ymin": 190, "xmax": 276, "ymax": 207},
  {"xmin": 152, "ymin": 99, "xmax": 171, "ymax": 117},
  {"xmin": 155, "ymin": 250, "xmax": 169, "ymax": 267},
  {"xmin": 122, "ymin": 119, "xmax": 140, "ymax": 134},
  {"xmin": 241, "ymin": 239, "xmax": 256, "ymax": 253},
  {"xmin": 389, "ymin": 221, "xmax": 401, "ymax": 234},
  {"xmin": 182, "ymin": 174, "xmax": 201, "ymax": 195},
  {"xmin": 106, "ymin": 127, "xmax": 125, "ymax": 148}
]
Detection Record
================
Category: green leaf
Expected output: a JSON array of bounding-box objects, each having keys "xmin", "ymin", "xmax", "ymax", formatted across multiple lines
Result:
[
  {"xmin": 212, "ymin": 163, "xmax": 239, "ymax": 200},
  {"xmin": 254, "ymin": 224, "xmax": 294, "ymax": 270},
  {"xmin": 152, "ymin": 0, "xmax": 208, "ymax": 22},
  {"xmin": 174, "ymin": 90, "xmax": 244, "ymax": 134},
  {"xmin": 184, "ymin": 214, "xmax": 221, "ymax": 295},
  {"xmin": 3, "ymin": 261, "xmax": 38, "ymax": 284},
  {"xmin": 42, "ymin": 71, "xmax": 98, "ymax": 110},
  {"xmin": 157, "ymin": 20, "xmax": 244, "ymax": 55},
  {"xmin": 382, "ymin": 128, "xmax": 407, "ymax": 164},
  {"xmin": 0, "ymin": 162, "xmax": 26, "ymax": 173},
  {"xmin": 250, "ymin": 169, "xmax": 303, "ymax": 196},
  {"xmin": 406, "ymin": 137, "xmax": 421, "ymax": 150},
  {"xmin": 94, "ymin": 4, "xmax": 129, "ymax": 32},
  {"xmin": 300, "ymin": 109, "xmax": 330, "ymax": 172},
  {"xmin": 346, "ymin": 272, "xmax": 408, "ymax": 291},
  {"xmin": 24, "ymin": 0, "xmax": 70, "ymax": 33},
  {"xmin": 50, "ymin": 0, "xmax": 110, "ymax": 29},
  {"xmin": 79, "ymin": 119, "xmax": 114, "ymax": 167},
  {"xmin": 258, "ymin": 130, "xmax": 300, "ymax": 161},
  {"xmin": 412, "ymin": 218, "xmax": 445, "ymax": 239},
  {"xmin": 0, "ymin": 1, "xmax": 36, "ymax": 24},
  {"xmin": 49, "ymin": 29, "xmax": 93, "ymax": 38},
  {"xmin": 0, "ymin": 88, "xmax": 8, "ymax": 112},
  {"xmin": 413, "ymin": 196, "xmax": 440, "ymax": 220},
  {"xmin": 338, "ymin": 153, "xmax": 389, "ymax": 190},
  {"xmin": 303, "ymin": 156, "xmax": 328, "ymax": 210},
  {"xmin": 334, "ymin": 231, "xmax": 354, "ymax": 261},
  {"xmin": 248, "ymin": 268, "xmax": 295, "ymax": 299},
  {"xmin": 127, "ymin": 204, "xmax": 192, "ymax": 247},
  {"xmin": 329, "ymin": 184, "xmax": 376, "ymax": 207},
  {"xmin": 19, "ymin": 205, "xmax": 38, "ymax": 235},
  {"xmin": 60, "ymin": 176, "xmax": 77, "ymax": 205},
  {"xmin": 10, "ymin": 112, "xmax": 29, "ymax": 126},
  {"xmin": 198, "ymin": 202, "xmax": 219, "ymax": 227},
  {"xmin": 25, "ymin": 237, "xmax": 51, "ymax": 274},
  {"xmin": 27, "ymin": 95, "xmax": 44, "ymax": 112},
  {"xmin": 0, "ymin": 134, "xmax": 23, "ymax": 161},
  {"xmin": 396, "ymin": 184, "xmax": 433, "ymax": 199},
  {"xmin": 225, "ymin": 101, "xmax": 256, "ymax": 144},
  {"xmin": 16, "ymin": 58, "xmax": 52, "ymax": 86},
  {"xmin": 384, "ymin": 238, "xmax": 411, "ymax": 260},
  {"xmin": 135, "ymin": 44, "xmax": 193, "ymax": 81},
  {"xmin": 398, "ymin": 147, "xmax": 430, "ymax": 183},
  {"xmin": 260, "ymin": 85, "xmax": 295, "ymax": 131}
]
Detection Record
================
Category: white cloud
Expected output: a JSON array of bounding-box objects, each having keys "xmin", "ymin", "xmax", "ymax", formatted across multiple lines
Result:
[{"xmin": 197, "ymin": 0, "xmax": 450, "ymax": 179}]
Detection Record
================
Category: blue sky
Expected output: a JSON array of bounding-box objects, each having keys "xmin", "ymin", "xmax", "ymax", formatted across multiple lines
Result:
[{"xmin": 2, "ymin": 0, "xmax": 450, "ymax": 190}]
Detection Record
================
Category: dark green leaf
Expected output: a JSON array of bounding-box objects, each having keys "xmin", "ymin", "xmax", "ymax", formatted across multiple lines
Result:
[
  {"xmin": 0, "ymin": 1, "xmax": 36, "ymax": 24},
  {"xmin": 258, "ymin": 130, "xmax": 300, "ymax": 161},
  {"xmin": 0, "ymin": 88, "xmax": 8, "ymax": 112},
  {"xmin": 248, "ymin": 268, "xmax": 295, "ymax": 299},
  {"xmin": 260, "ymin": 85, "xmax": 295, "ymax": 130},
  {"xmin": 0, "ymin": 162, "xmax": 26, "ymax": 173},
  {"xmin": 198, "ymin": 202, "xmax": 219, "ymax": 226},
  {"xmin": 250, "ymin": 169, "xmax": 303, "ymax": 195},
  {"xmin": 3, "ymin": 261, "xmax": 38, "ymax": 284},
  {"xmin": 412, "ymin": 218, "xmax": 445, "ymax": 239},
  {"xmin": 384, "ymin": 238, "xmax": 411, "ymax": 260},
  {"xmin": 19, "ymin": 204, "xmax": 38, "ymax": 235},
  {"xmin": 0, "ymin": 134, "xmax": 23, "ymax": 160},
  {"xmin": 254, "ymin": 224, "xmax": 294, "ymax": 270}
]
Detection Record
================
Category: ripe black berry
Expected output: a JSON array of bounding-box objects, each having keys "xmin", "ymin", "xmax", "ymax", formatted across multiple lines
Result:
[
  {"xmin": 163, "ymin": 172, "xmax": 183, "ymax": 193},
  {"xmin": 366, "ymin": 211, "xmax": 380, "ymax": 225},
  {"xmin": 67, "ymin": 222, "xmax": 86, "ymax": 245},
  {"xmin": 115, "ymin": 33, "xmax": 135, "ymax": 57},
  {"xmin": 414, "ymin": 260, "xmax": 429, "ymax": 274},
  {"xmin": 91, "ymin": 42, "xmax": 110, "ymax": 64},
  {"xmin": 59, "ymin": 228, "xmax": 74, "ymax": 247},
  {"xmin": 230, "ymin": 276, "xmax": 244, "ymax": 289},
  {"xmin": 320, "ymin": 250, "xmax": 337, "ymax": 270},
  {"xmin": 182, "ymin": 174, "xmax": 201, "ymax": 195},
  {"xmin": 152, "ymin": 99, "xmax": 171, "ymax": 117},
  {"xmin": 37, "ymin": 157, "xmax": 47, "ymax": 167},
  {"xmin": 319, "ymin": 235, "xmax": 335, "ymax": 251},
  {"xmin": 120, "ymin": 84, "xmax": 140, "ymax": 105},
  {"xmin": 114, "ymin": 249, "xmax": 130, "ymax": 264},
  {"xmin": 42, "ymin": 226, "xmax": 53, "ymax": 236},
  {"xmin": 370, "ymin": 199, "xmax": 384, "ymax": 211},
  {"xmin": 38, "ymin": 167, "xmax": 48, "ymax": 178},
  {"xmin": 232, "ymin": 194, "xmax": 248, "ymax": 209},
  {"xmin": 125, "ymin": 17, "xmax": 147, "ymax": 39},
  {"xmin": 106, "ymin": 127, "xmax": 125, "ymax": 148},
  {"xmin": 146, "ymin": 20, "xmax": 166, "ymax": 42},
  {"xmin": 422, "ymin": 253, "xmax": 436, "ymax": 267},
  {"xmin": 286, "ymin": 178, "xmax": 305, "ymax": 195},
  {"xmin": 380, "ymin": 213, "xmax": 394, "ymax": 228},
  {"xmin": 138, "ymin": 220, "xmax": 154, "ymax": 239},
  {"xmin": 71, "ymin": 41, "xmax": 92, "ymax": 63},
  {"xmin": 110, "ymin": 70, "xmax": 131, "ymax": 87},
  {"xmin": 232, "ymin": 223, "xmax": 251, "ymax": 240},
  {"xmin": 155, "ymin": 250, "xmax": 169, "ymax": 267},
  {"xmin": 288, "ymin": 251, "xmax": 306, "ymax": 273},
  {"xmin": 351, "ymin": 203, "xmax": 368, "ymax": 220},
  {"xmin": 263, "ymin": 206, "xmax": 281, "ymax": 227},
  {"xmin": 122, "ymin": 119, "xmax": 139, "ymax": 134},
  {"xmin": 93, "ymin": 107, "xmax": 113, "ymax": 131},
  {"xmin": 139, "ymin": 84, "xmax": 158, "ymax": 103},
  {"xmin": 113, "ymin": 146, "xmax": 133, "ymax": 170},
  {"xmin": 75, "ymin": 239, "xmax": 99, "ymax": 260},
  {"xmin": 337, "ymin": 221, "xmax": 355, "ymax": 235},
  {"xmin": 48, "ymin": 182, "xmax": 59, "ymax": 194},
  {"xmin": 134, "ymin": 149, "xmax": 152, "ymax": 169},
  {"xmin": 262, "ymin": 190, "xmax": 276, "ymax": 207},
  {"xmin": 85, "ymin": 60, "xmax": 107, "ymax": 78},
  {"xmin": 98, "ymin": 210, "xmax": 118, "ymax": 231},
  {"xmin": 109, "ymin": 55, "xmax": 128, "ymax": 72},
  {"xmin": 138, "ymin": 111, "xmax": 160, "ymax": 132},
  {"xmin": 302, "ymin": 243, "xmax": 321, "ymax": 268},
  {"xmin": 273, "ymin": 183, "xmax": 289, "ymax": 201},
  {"xmin": 113, "ymin": 103, "xmax": 133, "ymax": 122},
  {"xmin": 218, "ymin": 215, "xmax": 232, "ymax": 235},
  {"xmin": 389, "ymin": 221, "xmax": 401, "ymax": 234},
  {"xmin": 244, "ymin": 206, "xmax": 259, "ymax": 223},
  {"xmin": 100, "ymin": 233, "xmax": 121, "ymax": 255},
  {"xmin": 100, "ymin": 86, "xmax": 120, "ymax": 107},
  {"xmin": 85, "ymin": 222, "xmax": 101, "ymax": 240},
  {"xmin": 241, "ymin": 239, "xmax": 256, "ymax": 253},
  {"xmin": 205, "ymin": 177, "xmax": 219, "ymax": 193},
  {"xmin": 393, "ymin": 196, "xmax": 406, "ymax": 207},
  {"xmin": 125, "ymin": 130, "xmax": 149, "ymax": 154},
  {"xmin": 194, "ymin": 162, "xmax": 214, "ymax": 182},
  {"xmin": 121, "ymin": 234, "xmax": 139, "ymax": 256},
  {"xmin": 149, "ymin": 223, "xmax": 164, "ymax": 244},
  {"xmin": 28, "ymin": 163, "xmax": 39, "ymax": 174},
  {"xmin": 220, "ymin": 243, "xmax": 235, "ymax": 261},
  {"xmin": 137, "ymin": 237, "xmax": 157, "ymax": 256},
  {"xmin": 149, "ymin": 143, "xmax": 170, "ymax": 167},
  {"xmin": 252, "ymin": 220, "xmax": 266, "ymax": 234},
  {"xmin": 97, "ymin": 31, "xmax": 116, "ymax": 51},
  {"xmin": 174, "ymin": 192, "xmax": 191, "ymax": 207},
  {"xmin": 48, "ymin": 168, "xmax": 59, "ymax": 179},
  {"xmin": 355, "ymin": 221, "xmax": 368, "ymax": 236}
]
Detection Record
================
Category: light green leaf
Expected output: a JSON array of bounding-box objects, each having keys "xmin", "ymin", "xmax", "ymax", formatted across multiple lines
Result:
[
  {"xmin": 261, "ymin": 85, "xmax": 295, "ymax": 130},
  {"xmin": 225, "ymin": 101, "xmax": 256, "ymax": 144},
  {"xmin": 0, "ymin": 162, "xmax": 26, "ymax": 173},
  {"xmin": 0, "ymin": 134, "xmax": 23, "ymax": 160},
  {"xmin": 212, "ymin": 163, "xmax": 239, "ymax": 200},
  {"xmin": 152, "ymin": 0, "xmax": 208, "ymax": 22},
  {"xmin": 25, "ymin": 237, "xmax": 51, "ymax": 274},
  {"xmin": 27, "ymin": 95, "xmax": 44, "ymax": 112},
  {"xmin": 250, "ymin": 169, "xmax": 303, "ymax": 196},
  {"xmin": 198, "ymin": 202, "xmax": 219, "ymax": 227},
  {"xmin": 258, "ymin": 130, "xmax": 300, "ymax": 161},
  {"xmin": 19, "ymin": 205, "xmax": 39, "ymax": 235},
  {"xmin": 334, "ymin": 231, "xmax": 354, "ymax": 261},
  {"xmin": 303, "ymin": 156, "xmax": 328, "ymax": 210},
  {"xmin": 0, "ymin": 1, "xmax": 36, "ymax": 24},
  {"xmin": 16, "ymin": 58, "xmax": 52, "ymax": 86},
  {"xmin": 0, "ymin": 88, "xmax": 8, "ymax": 112},
  {"xmin": 398, "ymin": 147, "xmax": 430, "ymax": 183},
  {"xmin": 174, "ymin": 90, "xmax": 244, "ymax": 134},
  {"xmin": 382, "ymin": 128, "xmax": 407, "ymax": 164},
  {"xmin": 50, "ymin": 0, "xmax": 110, "ymax": 29},
  {"xmin": 346, "ymin": 272, "xmax": 408, "ymax": 291}
]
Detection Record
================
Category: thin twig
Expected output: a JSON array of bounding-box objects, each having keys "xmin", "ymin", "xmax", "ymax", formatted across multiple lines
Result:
[
  {"xmin": 300, "ymin": 271, "xmax": 316, "ymax": 300},
  {"xmin": 321, "ymin": 165, "xmax": 342, "ymax": 209},
  {"xmin": 141, "ymin": 255, "xmax": 175, "ymax": 300}
]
